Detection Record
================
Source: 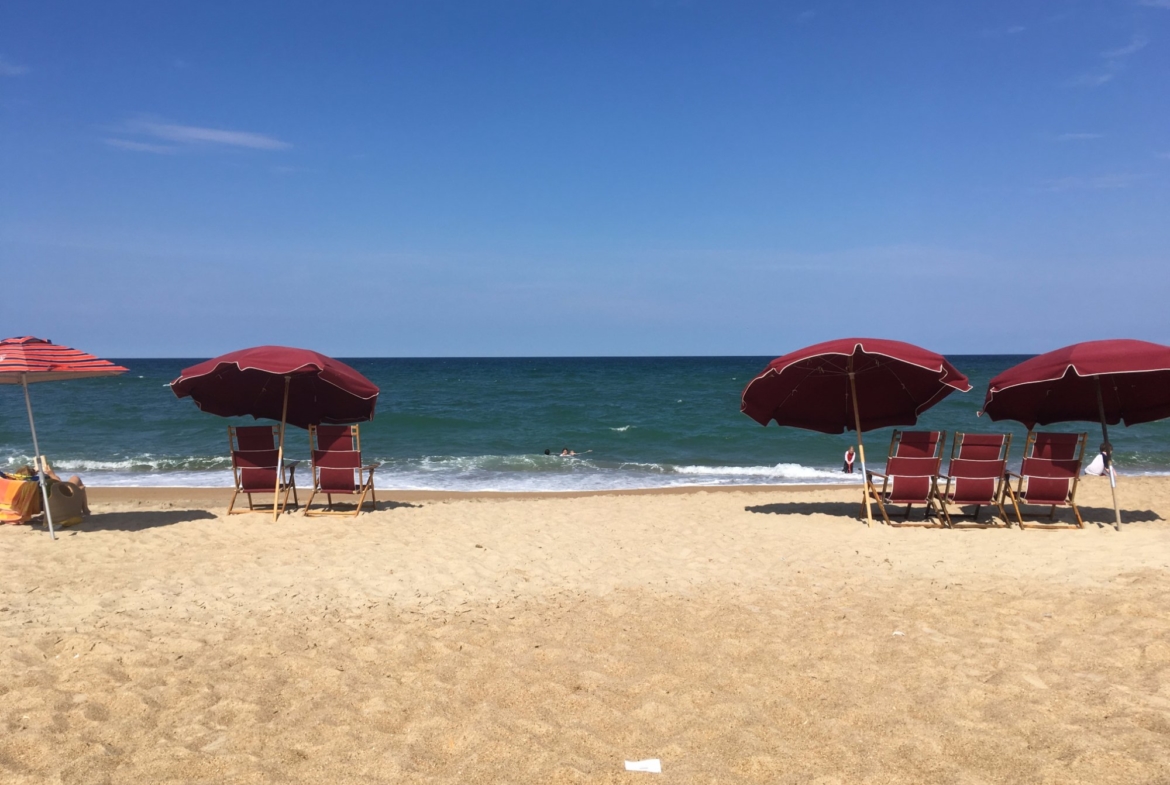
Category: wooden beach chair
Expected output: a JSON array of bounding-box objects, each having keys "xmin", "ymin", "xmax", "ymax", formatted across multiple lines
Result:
[
  {"xmin": 228, "ymin": 425, "xmax": 299, "ymax": 516},
  {"xmin": 1005, "ymin": 432, "xmax": 1087, "ymax": 529},
  {"xmin": 866, "ymin": 430, "xmax": 947, "ymax": 527},
  {"xmin": 304, "ymin": 425, "xmax": 379, "ymax": 517},
  {"xmin": 939, "ymin": 433, "xmax": 1012, "ymax": 528}
]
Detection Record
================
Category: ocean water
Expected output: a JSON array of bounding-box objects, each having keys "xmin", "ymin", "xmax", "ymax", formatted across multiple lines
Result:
[{"xmin": 1, "ymin": 356, "xmax": 1168, "ymax": 490}]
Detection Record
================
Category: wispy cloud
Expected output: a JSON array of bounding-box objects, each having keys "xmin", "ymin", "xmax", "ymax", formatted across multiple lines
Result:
[
  {"xmin": 1070, "ymin": 67, "xmax": 1119, "ymax": 87},
  {"xmin": 1041, "ymin": 173, "xmax": 1148, "ymax": 191},
  {"xmin": 1101, "ymin": 35, "xmax": 1149, "ymax": 58},
  {"xmin": 105, "ymin": 115, "xmax": 292, "ymax": 153},
  {"xmin": 1054, "ymin": 132, "xmax": 1103, "ymax": 141},
  {"xmin": 104, "ymin": 138, "xmax": 178, "ymax": 154},
  {"xmin": 0, "ymin": 57, "xmax": 28, "ymax": 76},
  {"xmin": 1138, "ymin": 0, "xmax": 1170, "ymax": 8},
  {"xmin": 981, "ymin": 25, "xmax": 1026, "ymax": 38},
  {"xmin": 1072, "ymin": 34, "xmax": 1149, "ymax": 87}
]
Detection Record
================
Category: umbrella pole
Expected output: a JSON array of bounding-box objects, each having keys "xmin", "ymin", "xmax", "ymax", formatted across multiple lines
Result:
[
  {"xmin": 22, "ymin": 374, "xmax": 55, "ymax": 540},
  {"xmin": 848, "ymin": 358, "xmax": 874, "ymax": 528},
  {"xmin": 274, "ymin": 376, "xmax": 290, "ymax": 522},
  {"xmin": 1095, "ymin": 376, "xmax": 1122, "ymax": 532}
]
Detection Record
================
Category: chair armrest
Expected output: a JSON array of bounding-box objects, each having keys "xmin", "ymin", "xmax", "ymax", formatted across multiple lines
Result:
[
  {"xmin": 867, "ymin": 471, "xmax": 888, "ymax": 481},
  {"xmin": 283, "ymin": 459, "xmax": 301, "ymax": 468},
  {"xmin": 362, "ymin": 463, "xmax": 381, "ymax": 471},
  {"xmin": 1005, "ymin": 470, "xmax": 1022, "ymax": 479}
]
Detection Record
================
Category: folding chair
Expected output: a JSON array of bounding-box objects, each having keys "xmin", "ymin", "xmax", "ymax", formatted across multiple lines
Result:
[
  {"xmin": 227, "ymin": 425, "xmax": 299, "ymax": 516},
  {"xmin": 939, "ymin": 433, "xmax": 1012, "ymax": 528},
  {"xmin": 1005, "ymin": 432, "xmax": 1087, "ymax": 529},
  {"xmin": 866, "ymin": 430, "xmax": 947, "ymax": 527},
  {"xmin": 304, "ymin": 425, "xmax": 379, "ymax": 517}
]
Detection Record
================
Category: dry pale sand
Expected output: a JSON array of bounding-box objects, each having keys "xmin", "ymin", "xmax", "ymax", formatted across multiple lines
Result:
[{"xmin": 2, "ymin": 476, "xmax": 1170, "ymax": 784}]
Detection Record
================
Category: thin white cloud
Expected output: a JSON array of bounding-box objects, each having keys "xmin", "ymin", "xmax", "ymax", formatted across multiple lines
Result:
[
  {"xmin": 103, "ymin": 138, "xmax": 178, "ymax": 154},
  {"xmin": 1101, "ymin": 35, "xmax": 1149, "ymax": 58},
  {"xmin": 981, "ymin": 25, "xmax": 1026, "ymax": 38},
  {"xmin": 1072, "ymin": 34, "xmax": 1149, "ymax": 87},
  {"xmin": 133, "ymin": 119, "xmax": 291, "ymax": 150},
  {"xmin": 1070, "ymin": 69, "xmax": 1117, "ymax": 87},
  {"xmin": 1055, "ymin": 132, "xmax": 1103, "ymax": 141},
  {"xmin": 106, "ymin": 115, "xmax": 292, "ymax": 152},
  {"xmin": 0, "ymin": 57, "xmax": 28, "ymax": 76},
  {"xmin": 1041, "ymin": 173, "xmax": 1148, "ymax": 191}
]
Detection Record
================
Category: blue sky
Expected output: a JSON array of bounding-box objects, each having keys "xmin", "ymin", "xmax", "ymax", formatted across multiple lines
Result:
[{"xmin": 2, "ymin": 1, "xmax": 1168, "ymax": 357}]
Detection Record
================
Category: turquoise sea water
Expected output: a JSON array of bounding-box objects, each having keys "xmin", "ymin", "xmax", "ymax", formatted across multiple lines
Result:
[{"xmin": 1, "ymin": 356, "xmax": 1167, "ymax": 490}]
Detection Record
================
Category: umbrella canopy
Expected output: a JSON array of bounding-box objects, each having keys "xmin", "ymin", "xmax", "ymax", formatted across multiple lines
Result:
[
  {"xmin": 982, "ymin": 339, "xmax": 1170, "ymax": 531},
  {"xmin": 0, "ymin": 336, "xmax": 128, "ymax": 539},
  {"xmin": 741, "ymin": 338, "xmax": 971, "ymax": 433},
  {"xmin": 0, "ymin": 336, "xmax": 128, "ymax": 383},
  {"xmin": 170, "ymin": 346, "xmax": 379, "ymax": 429},
  {"xmin": 742, "ymin": 338, "xmax": 970, "ymax": 527},
  {"xmin": 982, "ymin": 339, "xmax": 1170, "ymax": 429}
]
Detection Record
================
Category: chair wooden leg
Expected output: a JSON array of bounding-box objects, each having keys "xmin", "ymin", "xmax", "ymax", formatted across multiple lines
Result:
[
  {"xmin": 247, "ymin": 493, "xmax": 254, "ymax": 511},
  {"xmin": 1049, "ymin": 505, "xmax": 1057, "ymax": 521},
  {"xmin": 1070, "ymin": 502, "xmax": 1085, "ymax": 529},
  {"xmin": 303, "ymin": 488, "xmax": 318, "ymax": 516},
  {"xmin": 872, "ymin": 496, "xmax": 894, "ymax": 526},
  {"xmin": 228, "ymin": 488, "xmax": 240, "ymax": 515}
]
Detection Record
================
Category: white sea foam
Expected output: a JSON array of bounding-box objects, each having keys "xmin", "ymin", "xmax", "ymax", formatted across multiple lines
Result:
[
  {"xmin": 12, "ymin": 450, "xmax": 1169, "ymax": 491},
  {"xmin": 610, "ymin": 425, "xmax": 634, "ymax": 432},
  {"xmin": 69, "ymin": 453, "xmax": 866, "ymax": 491}
]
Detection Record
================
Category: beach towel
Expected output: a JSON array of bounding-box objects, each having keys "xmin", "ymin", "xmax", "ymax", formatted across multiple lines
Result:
[{"xmin": 0, "ymin": 474, "xmax": 42, "ymax": 524}]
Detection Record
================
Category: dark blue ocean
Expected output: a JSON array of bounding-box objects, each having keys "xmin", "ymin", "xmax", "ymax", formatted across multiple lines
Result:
[{"xmin": 2, "ymin": 356, "xmax": 1167, "ymax": 490}]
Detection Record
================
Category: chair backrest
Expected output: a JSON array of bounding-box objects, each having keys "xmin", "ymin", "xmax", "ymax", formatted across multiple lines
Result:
[
  {"xmin": 311, "ymin": 425, "xmax": 363, "ymax": 494},
  {"xmin": 230, "ymin": 426, "xmax": 280, "ymax": 493},
  {"xmin": 954, "ymin": 433, "xmax": 1007, "ymax": 461},
  {"xmin": 944, "ymin": 432, "xmax": 1010, "ymax": 503},
  {"xmin": 234, "ymin": 425, "xmax": 277, "ymax": 451},
  {"xmin": 1020, "ymin": 432, "xmax": 1086, "ymax": 504},
  {"xmin": 1029, "ymin": 432, "xmax": 1082, "ymax": 461},
  {"xmin": 890, "ymin": 430, "xmax": 943, "ymax": 459},
  {"xmin": 885, "ymin": 455, "xmax": 942, "ymax": 503}
]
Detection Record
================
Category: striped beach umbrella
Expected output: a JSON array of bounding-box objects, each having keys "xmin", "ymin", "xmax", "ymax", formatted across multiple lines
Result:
[{"xmin": 0, "ymin": 337, "xmax": 128, "ymax": 538}]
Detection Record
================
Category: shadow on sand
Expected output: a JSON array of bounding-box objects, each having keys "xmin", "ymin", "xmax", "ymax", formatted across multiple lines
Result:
[
  {"xmin": 1015, "ymin": 505, "xmax": 1163, "ymax": 529},
  {"xmin": 299, "ymin": 499, "xmax": 424, "ymax": 515},
  {"xmin": 62, "ymin": 509, "xmax": 220, "ymax": 533},
  {"xmin": 746, "ymin": 501, "xmax": 1164, "ymax": 529},
  {"xmin": 746, "ymin": 501, "xmax": 863, "ymax": 519}
]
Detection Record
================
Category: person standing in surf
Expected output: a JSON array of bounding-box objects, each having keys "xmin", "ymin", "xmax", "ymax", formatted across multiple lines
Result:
[{"xmin": 843, "ymin": 446, "xmax": 855, "ymax": 474}]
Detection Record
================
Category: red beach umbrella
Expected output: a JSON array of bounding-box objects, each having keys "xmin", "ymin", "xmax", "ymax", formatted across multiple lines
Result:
[
  {"xmin": 0, "ymin": 336, "xmax": 129, "ymax": 539},
  {"xmin": 742, "ymin": 338, "xmax": 971, "ymax": 526},
  {"xmin": 982, "ymin": 339, "xmax": 1170, "ymax": 530},
  {"xmin": 170, "ymin": 346, "xmax": 379, "ymax": 520}
]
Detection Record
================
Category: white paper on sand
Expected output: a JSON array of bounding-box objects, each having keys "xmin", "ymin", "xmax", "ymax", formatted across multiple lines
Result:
[{"xmin": 625, "ymin": 759, "xmax": 662, "ymax": 773}]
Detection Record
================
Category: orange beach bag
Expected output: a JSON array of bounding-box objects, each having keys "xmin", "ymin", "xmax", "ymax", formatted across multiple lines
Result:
[{"xmin": 0, "ymin": 475, "xmax": 42, "ymax": 524}]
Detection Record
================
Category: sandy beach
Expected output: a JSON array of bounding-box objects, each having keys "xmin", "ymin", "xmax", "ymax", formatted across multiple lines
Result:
[{"xmin": 3, "ymin": 476, "xmax": 1170, "ymax": 784}]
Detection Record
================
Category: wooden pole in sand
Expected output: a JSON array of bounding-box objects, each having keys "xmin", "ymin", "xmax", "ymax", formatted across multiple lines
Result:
[
  {"xmin": 1095, "ymin": 376, "xmax": 1122, "ymax": 532},
  {"xmin": 848, "ymin": 356, "xmax": 874, "ymax": 528},
  {"xmin": 22, "ymin": 374, "xmax": 55, "ymax": 540},
  {"xmin": 274, "ymin": 376, "xmax": 291, "ymax": 522}
]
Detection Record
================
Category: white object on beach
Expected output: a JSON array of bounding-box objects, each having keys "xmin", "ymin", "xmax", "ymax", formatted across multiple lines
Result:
[
  {"xmin": 625, "ymin": 759, "xmax": 662, "ymax": 773},
  {"xmin": 892, "ymin": 630, "xmax": 905, "ymax": 636}
]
